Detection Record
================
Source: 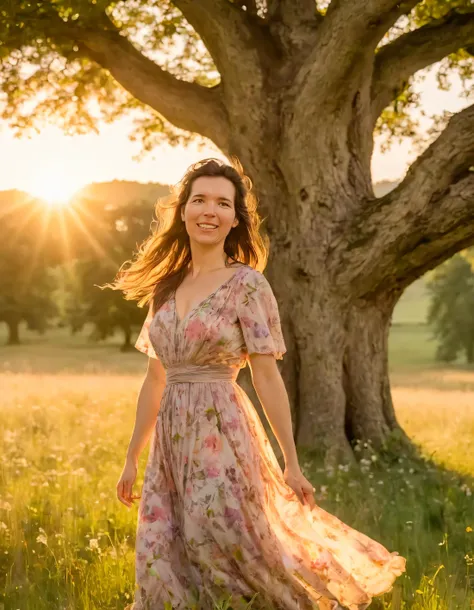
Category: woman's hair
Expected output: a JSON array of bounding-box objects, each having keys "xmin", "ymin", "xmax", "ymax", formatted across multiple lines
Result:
[{"xmin": 108, "ymin": 156, "xmax": 270, "ymax": 314}]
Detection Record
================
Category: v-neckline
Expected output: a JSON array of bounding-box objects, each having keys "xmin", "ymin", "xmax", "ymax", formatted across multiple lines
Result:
[{"xmin": 173, "ymin": 264, "xmax": 247, "ymax": 328}]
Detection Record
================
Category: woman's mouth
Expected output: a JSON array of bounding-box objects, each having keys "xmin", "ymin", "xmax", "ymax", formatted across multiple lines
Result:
[{"xmin": 197, "ymin": 223, "xmax": 218, "ymax": 231}]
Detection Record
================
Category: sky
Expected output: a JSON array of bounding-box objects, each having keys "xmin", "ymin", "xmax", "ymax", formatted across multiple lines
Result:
[{"xmin": 0, "ymin": 65, "xmax": 471, "ymax": 203}]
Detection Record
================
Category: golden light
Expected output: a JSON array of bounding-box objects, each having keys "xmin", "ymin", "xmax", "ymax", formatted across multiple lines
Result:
[{"xmin": 26, "ymin": 161, "xmax": 86, "ymax": 208}]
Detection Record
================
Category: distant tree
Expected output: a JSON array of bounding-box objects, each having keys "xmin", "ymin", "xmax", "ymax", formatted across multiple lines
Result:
[
  {"xmin": 427, "ymin": 252, "xmax": 474, "ymax": 364},
  {"xmin": 0, "ymin": 198, "xmax": 58, "ymax": 345},
  {"xmin": 63, "ymin": 259, "xmax": 145, "ymax": 350},
  {"xmin": 63, "ymin": 198, "xmax": 154, "ymax": 350},
  {"xmin": 0, "ymin": 185, "xmax": 167, "ymax": 348}
]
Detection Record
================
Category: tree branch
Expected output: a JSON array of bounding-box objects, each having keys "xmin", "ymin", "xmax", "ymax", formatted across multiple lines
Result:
[
  {"xmin": 3, "ymin": 7, "xmax": 230, "ymax": 149},
  {"xmin": 393, "ymin": 171, "xmax": 474, "ymax": 282},
  {"xmin": 372, "ymin": 8, "xmax": 474, "ymax": 122},
  {"xmin": 334, "ymin": 103, "xmax": 474, "ymax": 297},
  {"xmin": 171, "ymin": 0, "xmax": 271, "ymax": 104},
  {"xmin": 293, "ymin": 0, "xmax": 419, "ymax": 114},
  {"xmin": 73, "ymin": 26, "xmax": 230, "ymax": 151}
]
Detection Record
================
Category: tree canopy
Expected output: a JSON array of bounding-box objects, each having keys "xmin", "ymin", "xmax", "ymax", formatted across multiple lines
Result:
[
  {"xmin": 0, "ymin": 2, "xmax": 472, "ymax": 144},
  {"xmin": 427, "ymin": 250, "xmax": 474, "ymax": 364}
]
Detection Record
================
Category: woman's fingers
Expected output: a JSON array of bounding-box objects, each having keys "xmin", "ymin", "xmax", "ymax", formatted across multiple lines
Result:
[
  {"xmin": 117, "ymin": 479, "xmax": 132, "ymax": 508},
  {"xmin": 294, "ymin": 486, "xmax": 305, "ymax": 504},
  {"xmin": 116, "ymin": 476, "xmax": 141, "ymax": 508},
  {"xmin": 303, "ymin": 488, "xmax": 317, "ymax": 509}
]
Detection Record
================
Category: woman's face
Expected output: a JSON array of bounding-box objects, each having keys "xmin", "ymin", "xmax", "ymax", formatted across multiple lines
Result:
[{"xmin": 181, "ymin": 175, "xmax": 239, "ymax": 246}]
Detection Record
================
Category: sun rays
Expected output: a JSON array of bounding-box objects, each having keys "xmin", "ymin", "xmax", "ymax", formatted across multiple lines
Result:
[{"xmin": 26, "ymin": 161, "xmax": 85, "ymax": 208}]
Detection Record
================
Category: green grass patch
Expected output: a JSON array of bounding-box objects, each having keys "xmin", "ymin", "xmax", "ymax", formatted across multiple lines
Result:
[{"xmin": 1, "ymin": 321, "xmax": 474, "ymax": 608}]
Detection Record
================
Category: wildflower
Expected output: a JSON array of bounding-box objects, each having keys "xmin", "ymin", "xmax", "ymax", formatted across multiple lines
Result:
[
  {"xmin": 466, "ymin": 526, "xmax": 472, "ymax": 533},
  {"xmin": 36, "ymin": 528, "xmax": 48, "ymax": 546},
  {"xmin": 89, "ymin": 538, "xmax": 100, "ymax": 552}
]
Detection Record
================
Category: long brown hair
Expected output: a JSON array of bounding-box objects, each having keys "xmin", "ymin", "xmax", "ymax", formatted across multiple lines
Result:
[{"xmin": 108, "ymin": 157, "xmax": 270, "ymax": 314}]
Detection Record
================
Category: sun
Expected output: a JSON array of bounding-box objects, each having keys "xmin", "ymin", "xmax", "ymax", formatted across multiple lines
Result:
[{"xmin": 27, "ymin": 162, "xmax": 86, "ymax": 208}]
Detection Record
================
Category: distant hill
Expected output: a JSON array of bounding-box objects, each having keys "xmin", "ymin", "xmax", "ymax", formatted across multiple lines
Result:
[
  {"xmin": 0, "ymin": 180, "xmax": 172, "ymax": 211},
  {"xmin": 1, "ymin": 179, "xmax": 396, "ymax": 210},
  {"xmin": 0, "ymin": 188, "xmax": 39, "ymax": 211},
  {"xmin": 74, "ymin": 180, "xmax": 171, "ymax": 207}
]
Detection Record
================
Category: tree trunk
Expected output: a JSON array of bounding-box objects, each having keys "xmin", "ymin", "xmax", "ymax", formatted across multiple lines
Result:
[
  {"xmin": 120, "ymin": 325, "xmax": 133, "ymax": 352},
  {"xmin": 7, "ymin": 319, "xmax": 20, "ymax": 345},
  {"xmin": 236, "ymin": 160, "xmax": 414, "ymax": 468},
  {"xmin": 342, "ymin": 299, "xmax": 413, "ymax": 451},
  {"xmin": 466, "ymin": 339, "xmax": 474, "ymax": 364}
]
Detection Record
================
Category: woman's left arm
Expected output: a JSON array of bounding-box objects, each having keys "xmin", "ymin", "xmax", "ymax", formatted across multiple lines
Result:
[{"xmin": 249, "ymin": 354, "xmax": 317, "ymax": 507}]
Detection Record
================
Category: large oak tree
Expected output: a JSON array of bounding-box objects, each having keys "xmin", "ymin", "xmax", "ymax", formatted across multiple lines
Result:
[{"xmin": 2, "ymin": 0, "xmax": 474, "ymax": 465}]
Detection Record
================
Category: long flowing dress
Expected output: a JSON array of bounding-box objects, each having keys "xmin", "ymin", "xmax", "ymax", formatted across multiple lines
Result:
[{"xmin": 131, "ymin": 264, "xmax": 406, "ymax": 610}]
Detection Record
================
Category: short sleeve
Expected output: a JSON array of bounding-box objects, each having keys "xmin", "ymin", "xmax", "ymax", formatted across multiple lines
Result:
[
  {"xmin": 135, "ymin": 301, "xmax": 158, "ymax": 359},
  {"xmin": 236, "ymin": 270, "xmax": 287, "ymax": 360}
]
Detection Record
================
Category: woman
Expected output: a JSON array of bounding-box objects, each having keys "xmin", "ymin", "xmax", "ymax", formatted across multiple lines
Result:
[{"xmin": 113, "ymin": 158, "xmax": 406, "ymax": 610}]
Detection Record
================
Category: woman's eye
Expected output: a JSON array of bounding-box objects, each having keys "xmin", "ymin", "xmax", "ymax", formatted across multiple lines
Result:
[{"xmin": 191, "ymin": 198, "xmax": 230, "ymax": 206}]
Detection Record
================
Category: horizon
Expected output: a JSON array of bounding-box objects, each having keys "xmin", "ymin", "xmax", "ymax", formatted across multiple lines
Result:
[{"xmin": 0, "ymin": 174, "xmax": 403, "ymax": 200}]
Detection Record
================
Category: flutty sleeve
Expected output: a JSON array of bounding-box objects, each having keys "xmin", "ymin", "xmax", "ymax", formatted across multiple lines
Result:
[
  {"xmin": 236, "ymin": 270, "xmax": 287, "ymax": 360},
  {"xmin": 134, "ymin": 301, "xmax": 158, "ymax": 359}
]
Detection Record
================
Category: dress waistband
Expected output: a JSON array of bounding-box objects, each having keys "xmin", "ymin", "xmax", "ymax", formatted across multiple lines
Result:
[{"xmin": 165, "ymin": 363, "xmax": 239, "ymax": 385}]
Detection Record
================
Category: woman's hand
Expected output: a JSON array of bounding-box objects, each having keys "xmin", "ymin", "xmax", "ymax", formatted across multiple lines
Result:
[
  {"xmin": 117, "ymin": 458, "xmax": 141, "ymax": 508},
  {"xmin": 283, "ymin": 464, "xmax": 317, "ymax": 509}
]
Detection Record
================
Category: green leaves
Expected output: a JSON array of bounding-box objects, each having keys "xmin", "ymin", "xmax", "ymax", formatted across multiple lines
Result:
[
  {"xmin": 426, "ymin": 249, "xmax": 474, "ymax": 364},
  {"xmin": 0, "ymin": 0, "xmax": 216, "ymax": 148}
]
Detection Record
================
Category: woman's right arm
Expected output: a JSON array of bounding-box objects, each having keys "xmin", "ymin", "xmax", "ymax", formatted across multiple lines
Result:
[{"xmin": 117, "ymin": 356, "xmax": 167, "ymax": 507}]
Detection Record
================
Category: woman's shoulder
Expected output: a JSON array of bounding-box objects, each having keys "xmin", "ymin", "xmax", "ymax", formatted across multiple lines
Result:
[{"xmin": 234, "ymin": 265, "xmax": 270, "ymax": 290}]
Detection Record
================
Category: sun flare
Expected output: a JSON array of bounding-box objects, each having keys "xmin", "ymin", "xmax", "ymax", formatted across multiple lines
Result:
[{"xmin": 27, "ymin": 162, "xmax": 86, "ymax": 208}]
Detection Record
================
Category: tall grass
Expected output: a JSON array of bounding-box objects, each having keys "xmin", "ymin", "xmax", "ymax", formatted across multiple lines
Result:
[{"xmin": 1, "ymin": 324, "xmax": 474, "ymax": 609}]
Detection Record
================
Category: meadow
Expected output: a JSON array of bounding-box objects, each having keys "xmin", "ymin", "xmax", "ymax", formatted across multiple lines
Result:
[{"xmin": 1, "ymin": 286, "xmax": 473, "ymax": 610}]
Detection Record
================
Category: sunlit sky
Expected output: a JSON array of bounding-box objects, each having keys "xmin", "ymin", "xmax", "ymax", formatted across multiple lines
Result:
[{"xmin": 0, "ymin": 66, "xmax": 471, "ymax": 202}]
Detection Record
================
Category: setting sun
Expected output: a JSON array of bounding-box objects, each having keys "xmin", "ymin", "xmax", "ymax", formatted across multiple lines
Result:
[{"xmin": 26, "ymin": 161, "xmax": 86, "ymax": 207}]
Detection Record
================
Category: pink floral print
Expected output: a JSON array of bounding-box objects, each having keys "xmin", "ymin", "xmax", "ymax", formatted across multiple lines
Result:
[{"xmin": 131, "ymin": 265, "xmax": 406, "ymax": 610}]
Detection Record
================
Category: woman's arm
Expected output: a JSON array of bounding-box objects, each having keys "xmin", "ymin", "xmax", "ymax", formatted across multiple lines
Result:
[
  {"xmin": 248, "ymin": 353, "xmax": 317, "ymax": 507},
  {"xmin": 117, "ymin": 357, "xmax": 167, "ymax": 508},
  {"xmin": 249, "ymin": 354, "xmax": 299, "ymax": 468},
  {"xmin": 126, "ymin": 356, "xmax": 167, "ymax": 465}
]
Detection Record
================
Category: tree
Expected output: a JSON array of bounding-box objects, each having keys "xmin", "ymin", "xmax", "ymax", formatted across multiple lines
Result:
[
  {"xmin": 427, "ymin": 251, "xmax": 474, "ymax": 364},
  {"xmin": 62, "ymin": 197, "xmax": 156, "ymax": 350},
  {"xmin": 0, "ymin": 194, "xmax": 58, "ymax": 344},
  {"xmin": 2, "ymin": 1, "xmax": 474, "ymax": 465},
  {"xmin": 63, "ymin": 258, "xmax": 144, "ymax": 351}
]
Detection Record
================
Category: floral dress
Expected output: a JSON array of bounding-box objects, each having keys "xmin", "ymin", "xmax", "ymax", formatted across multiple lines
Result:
[{"xmin": 132, "ymin": 264, "xmax": 406, "ymax": 610}]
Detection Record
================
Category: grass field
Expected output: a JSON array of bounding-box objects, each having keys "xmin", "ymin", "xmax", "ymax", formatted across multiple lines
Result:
[{"xmin": 1, "ymin": 313, "xmax": 474, "ymax": 609}]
